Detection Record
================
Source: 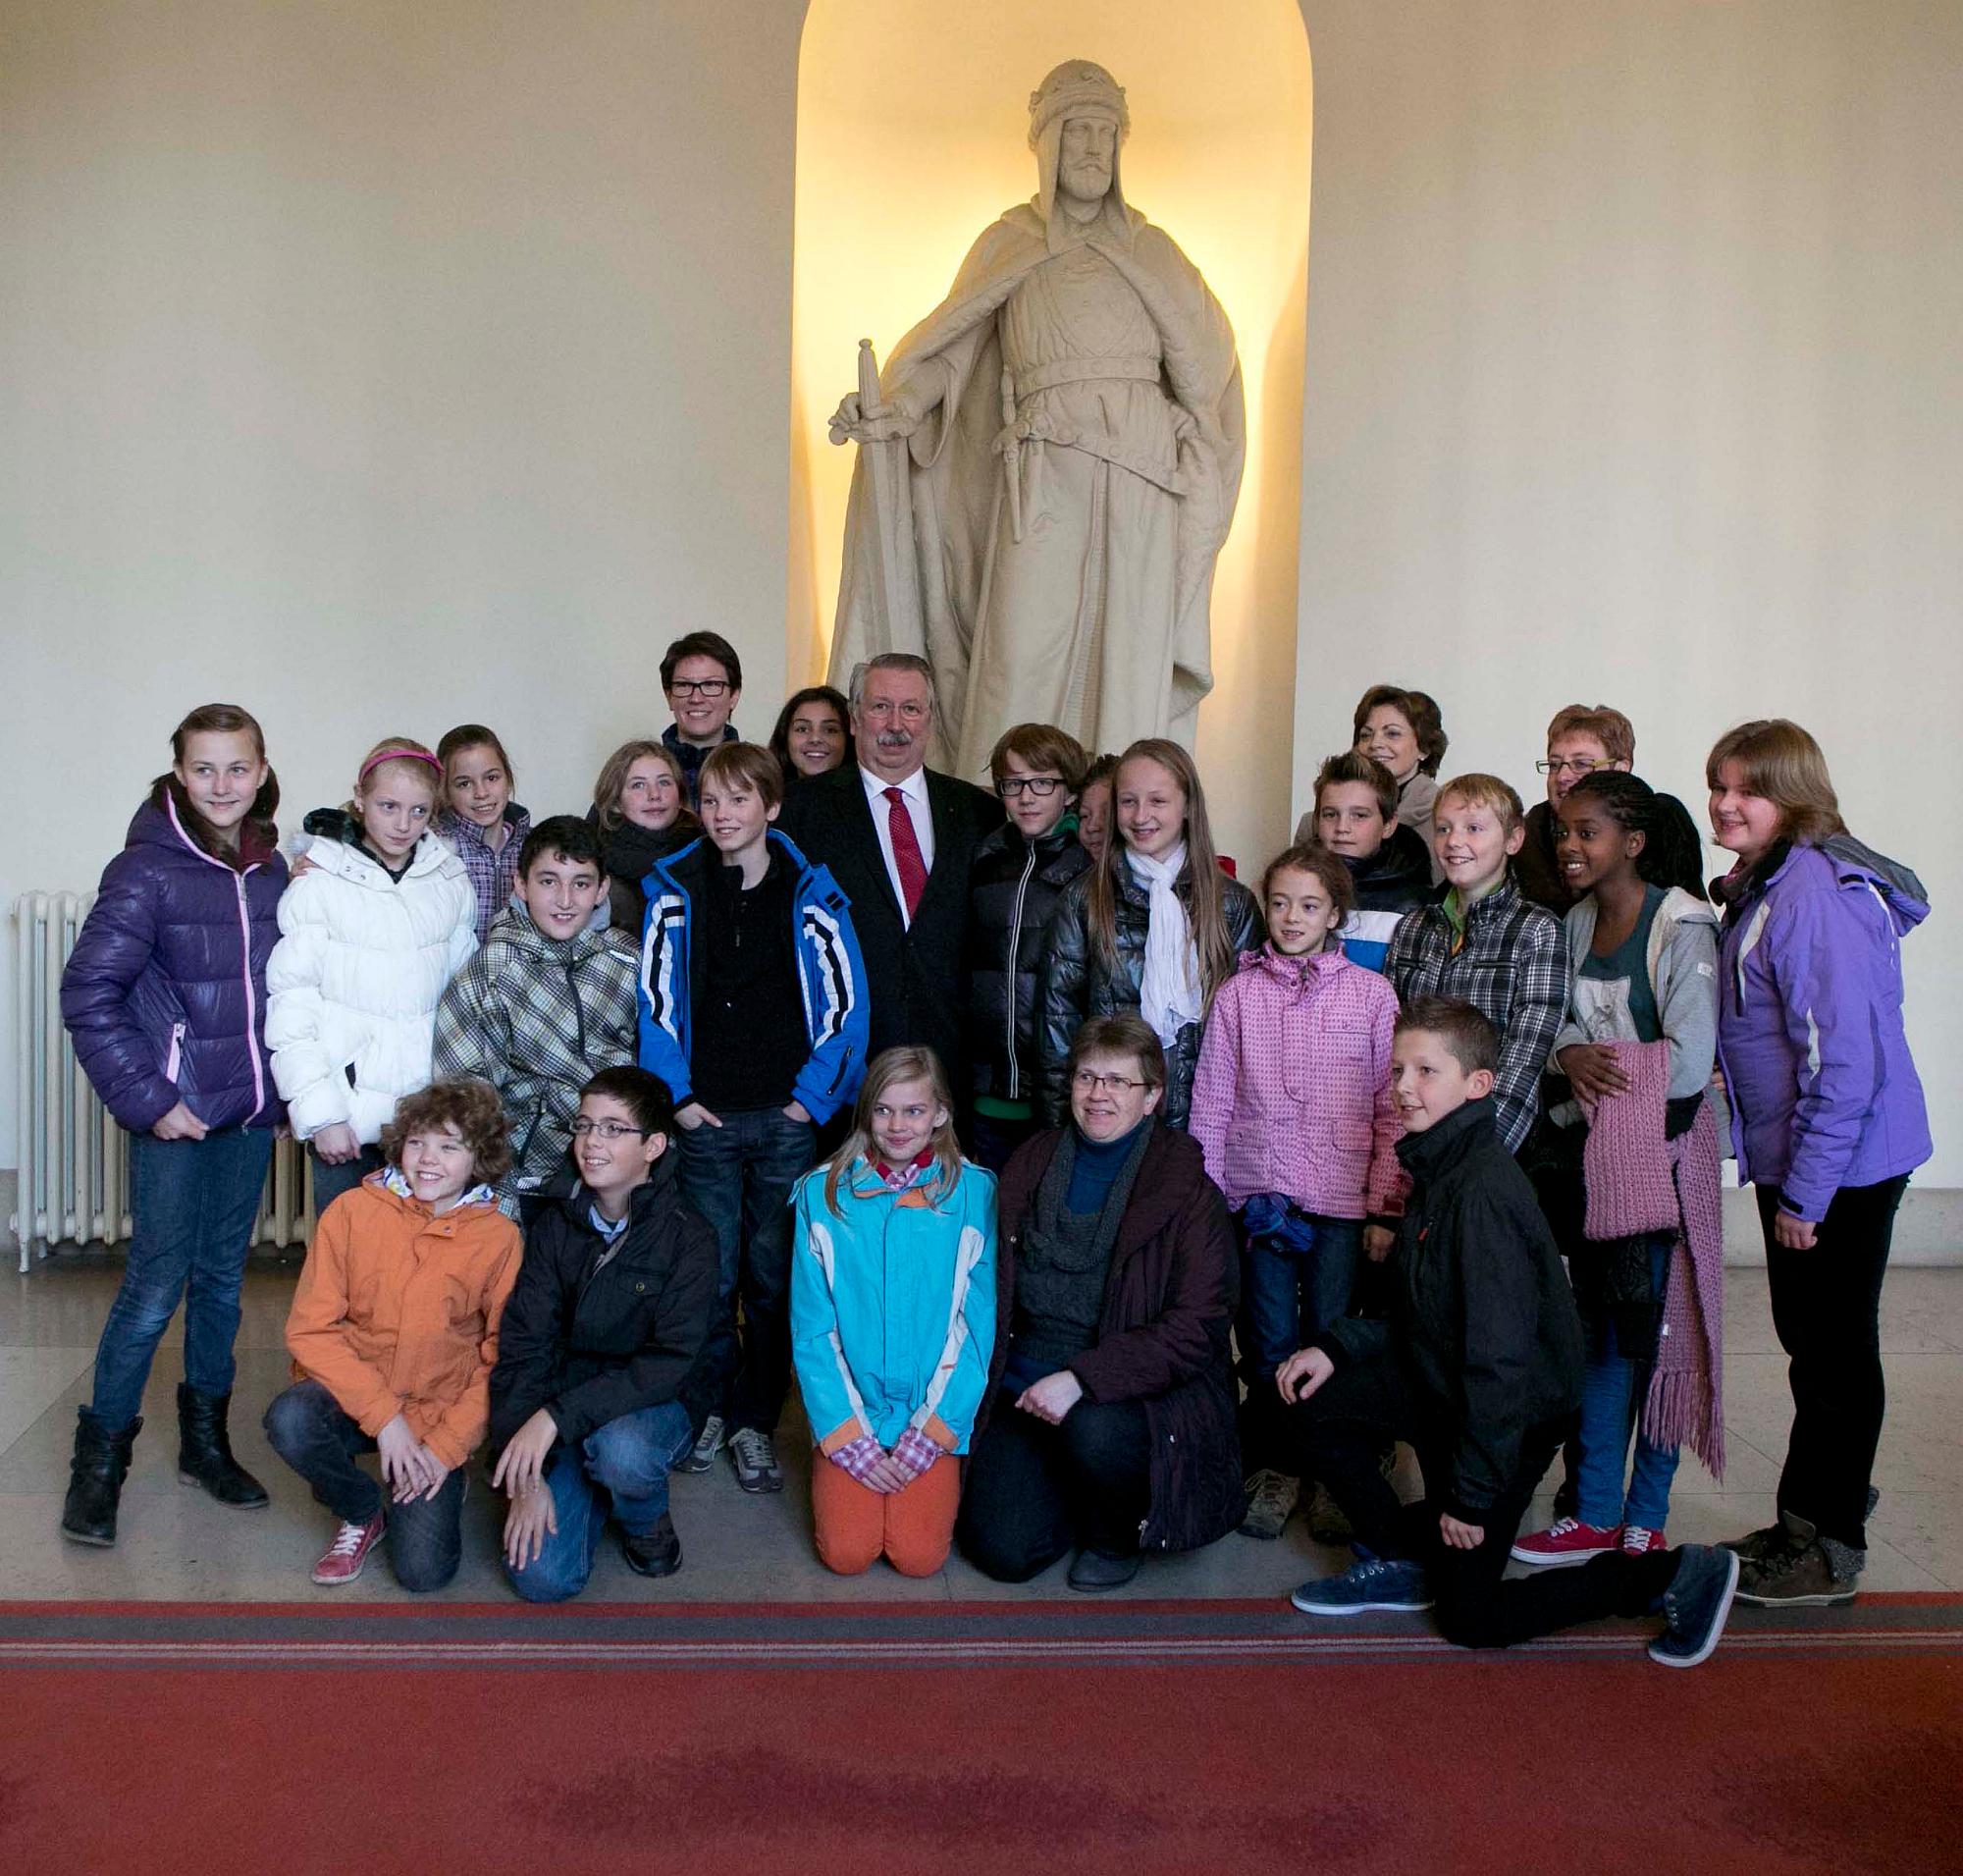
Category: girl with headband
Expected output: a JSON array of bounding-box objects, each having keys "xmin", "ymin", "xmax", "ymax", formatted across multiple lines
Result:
[{"xmin": 266, "ymin": 736, "xmax": 479, "ymax": 1214}]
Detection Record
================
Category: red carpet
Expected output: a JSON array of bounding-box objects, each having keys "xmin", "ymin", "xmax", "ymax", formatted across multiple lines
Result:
[{"xmin": 2, "ymin": 1597, "xmax": 1958, "ymax": 1874}]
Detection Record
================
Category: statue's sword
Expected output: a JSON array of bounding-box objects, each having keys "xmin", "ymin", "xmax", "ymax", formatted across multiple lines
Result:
[{"xmin": 829, "ymin": 338, "xmax": 922, "ymax": 658}]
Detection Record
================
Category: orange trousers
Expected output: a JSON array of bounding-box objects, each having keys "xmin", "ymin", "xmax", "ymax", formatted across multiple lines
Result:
[{"xmin": 810, "ymin": 1452, "xmax": 962, "ymax": 1578}]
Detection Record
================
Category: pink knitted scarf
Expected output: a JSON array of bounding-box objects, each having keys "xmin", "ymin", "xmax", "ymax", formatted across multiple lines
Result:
[{"xmin": 1579, "ymin": 1039, "xmax": 1725, "ymax": 1477}]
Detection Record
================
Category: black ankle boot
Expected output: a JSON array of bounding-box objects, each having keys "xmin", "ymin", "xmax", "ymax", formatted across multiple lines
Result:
[
  {"xmin": 177, "ymin": 1383, "xmax": 270, "ymax": 1508},
  {"xmin": 61, "ymin": 1409, "xmax": 141, "ymax": 1546}
]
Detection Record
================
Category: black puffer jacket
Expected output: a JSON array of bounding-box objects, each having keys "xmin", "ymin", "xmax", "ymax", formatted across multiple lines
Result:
[
  {"xmin": 965, "ymin": 821, "xmax": 1092, "ymax": 1103},
  {"xmin": 487, "ymin": 1152, "xmax": 717, "ymax": 1451},
  {"xmin": 1036, "ymin": 864, "xmax": 1260, "ymax": 1130},
  {"xmin": 1322, "ymin": 1097, "xmax": 1583, "ymax": 1524}
]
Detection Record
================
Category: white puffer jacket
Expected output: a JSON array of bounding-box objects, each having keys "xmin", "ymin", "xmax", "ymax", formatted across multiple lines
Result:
[{"xmin": 266, "ymin": 821, "xmax": 479, "ymax": 1143}]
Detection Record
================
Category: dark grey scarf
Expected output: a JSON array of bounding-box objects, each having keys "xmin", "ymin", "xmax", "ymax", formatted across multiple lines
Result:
[{"xmin": 1012, "ymin": 1123, "xmax": 1153, "ymax": 1368}]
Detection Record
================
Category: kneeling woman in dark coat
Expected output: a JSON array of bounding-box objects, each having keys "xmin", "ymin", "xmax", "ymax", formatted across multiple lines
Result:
[{"xmin": 956, "ymin": 1013, "xmax": 1246, "ymax": 1590}]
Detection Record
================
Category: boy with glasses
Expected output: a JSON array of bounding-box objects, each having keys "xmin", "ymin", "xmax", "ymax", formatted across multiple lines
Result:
[
  {"xmin": 491, "ymin": 1067, "xmax": 718, "ymax": 1598},
  {"xmin": 967, "ymin": 724, "xmax": 1092, "ymax": 1170},
  {"xmin": 661, "ymin": 630, "xmax": 744, "ymax": 805},
  {"xmin": 1516, "ymin": 705, "xmax": 1634, "ymax": 913}
]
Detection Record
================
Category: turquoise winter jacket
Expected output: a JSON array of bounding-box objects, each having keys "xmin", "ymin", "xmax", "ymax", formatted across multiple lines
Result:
[{"xmin": 790, "ymin": 1158, "xmax": 997, "ymax": 1457}]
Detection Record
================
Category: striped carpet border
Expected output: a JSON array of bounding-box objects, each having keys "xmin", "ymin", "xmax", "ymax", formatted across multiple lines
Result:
[{"xmin": 0, "ymin": 1593, "xmax": 1955, "ymax": 1670}]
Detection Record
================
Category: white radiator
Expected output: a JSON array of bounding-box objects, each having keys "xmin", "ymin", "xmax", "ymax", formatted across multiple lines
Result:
[{"xmin": 10, "ymin": 892, "xmax": 313, "ymax": 1272}]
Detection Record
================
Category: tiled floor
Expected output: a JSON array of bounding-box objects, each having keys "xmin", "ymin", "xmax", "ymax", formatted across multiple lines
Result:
[{"xmin": 3, "ymin": 1254, "xmax": 1958, "ymax": 1603}]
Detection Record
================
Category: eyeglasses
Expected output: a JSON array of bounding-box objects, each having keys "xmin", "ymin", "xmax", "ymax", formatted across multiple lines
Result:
[
  {"xmin": 1536, "ymin": 757, "xmax": 1604, "ymax": 777},
  {"xmin": 998, "ymin": 776, "xmax": 1064, "ymax": 799},
  {"xmin": 1072, "ymin": 1070, "xmax": 1149, "ymax": 1095},
  {"xmin": 669, "ymin": 679, "xmax": 731, "ymax": 700},
  {"xmin": 861, "ymin": 699, "xmax": 928, "ymax": 723},
  {"xmin": 569, "ymin": 1119, "xmax": 653, "ymax": 1140}
]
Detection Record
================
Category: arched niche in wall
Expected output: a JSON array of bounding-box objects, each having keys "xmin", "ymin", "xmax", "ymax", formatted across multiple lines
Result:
[{"xmin": 788, "ymin": 0, "xmax": 1311, "ymax": 858}]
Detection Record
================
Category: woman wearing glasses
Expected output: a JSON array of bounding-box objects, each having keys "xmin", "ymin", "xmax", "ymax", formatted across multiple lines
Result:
[
  {"xmin": 660, "ymin": 630, "xmax": 745, "ymax": 806},
  {"xmin": 1515, "ymin": 704, "xmax": 1636, "ymax": 914},
  {"xmin": 966, "ymin": 724, "xmax": 1092, "ymax": 1172},
  {"xmin": 488, "ymin": 1067, "xmax": 719, "ymax": 1600},
  {"xmin": 955, "ymin": 1014, "xmax": 1245, "ymax": 1590}
]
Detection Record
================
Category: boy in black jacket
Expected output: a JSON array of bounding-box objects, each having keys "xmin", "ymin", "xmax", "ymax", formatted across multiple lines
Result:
[
  {"xmin": 490, "ymin": 1067, "xmax": 717, "ymax": 1600},
  {"xmin": 1280, "ymin": 998, "xmax": 1739, "ymax": 1666}
]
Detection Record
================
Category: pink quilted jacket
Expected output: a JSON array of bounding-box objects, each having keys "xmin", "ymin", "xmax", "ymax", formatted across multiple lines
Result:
[{"xmin": 1190, "ymin": 946, "xmax": 1404, "ymax": 1219}]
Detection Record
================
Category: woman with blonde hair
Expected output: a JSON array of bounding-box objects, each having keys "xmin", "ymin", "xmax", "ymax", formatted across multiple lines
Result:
[
  {"xmin": 1705, "ymin": 719, "xmax": 1931, "ymax": 1608},
  {"xmin": 1037, "ymin": 738, "xmax": 1258, "ymax": 1130}
]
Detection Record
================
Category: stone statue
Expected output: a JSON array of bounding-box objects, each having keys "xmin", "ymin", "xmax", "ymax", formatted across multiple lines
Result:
[{"xmin": 827, "ymin": 60, "xmax": 1245, "ymax": 778}]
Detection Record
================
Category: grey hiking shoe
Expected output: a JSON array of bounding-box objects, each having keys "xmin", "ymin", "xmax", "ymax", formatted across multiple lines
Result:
[
  {"xmin": 1735, "ymin": 1512, "xmax": 1860, "ymax": 1607},
  {"xmin": 1238, "ymin": 1469, "xmax": 1300, "ymax": 1540},
  {"xmin": 727, "ymin": 1425, "xmax": 783, "ymax": 1494},
  {"xmin": 679, "ymin": 1415, "xmax": 724, "ymax": 1476},
  {"xmin": 1649, "ymin": 1544, "xmax": 1740, "ymax": 1668},
  {"xmin": 1306, "ymin": 1481, "xmax": 1355, "ymax": 1545}
]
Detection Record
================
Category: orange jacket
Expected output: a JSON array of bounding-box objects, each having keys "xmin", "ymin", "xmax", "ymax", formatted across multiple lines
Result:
[{"xmin": 285, "ymin": 1176, "xmax": 523, "ymax": 1470}]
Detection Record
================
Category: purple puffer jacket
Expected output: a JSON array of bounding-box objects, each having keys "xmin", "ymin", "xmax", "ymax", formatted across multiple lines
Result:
[
  {"xmin": 1716, "ymin": 835, "xmax": 1932, "ymax": 1222},
  {"xmin": 61, "ymin": 793, "xmax": 289, "ymax": 1135}
]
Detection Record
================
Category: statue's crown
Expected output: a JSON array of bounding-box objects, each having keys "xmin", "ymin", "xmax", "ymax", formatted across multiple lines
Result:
[{"xmin": 1028, "ymin": 60, "xmax": 1129, "ymax": 147}]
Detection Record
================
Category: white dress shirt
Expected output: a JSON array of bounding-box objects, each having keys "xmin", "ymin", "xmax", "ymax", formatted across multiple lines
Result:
[{"xmin": 859, "ymin": 763, "xmax": 935, "ymax": 925}]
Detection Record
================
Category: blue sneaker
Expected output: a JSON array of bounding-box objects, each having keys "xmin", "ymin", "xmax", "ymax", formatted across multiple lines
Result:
[
  {"xmin": 1290, "ymin": 1555, "xmax": 1433, "ymax": 1616},
  {"xmin": 1648, "ymin": 1544, "xmax": 1740, "ymax": 1668}
]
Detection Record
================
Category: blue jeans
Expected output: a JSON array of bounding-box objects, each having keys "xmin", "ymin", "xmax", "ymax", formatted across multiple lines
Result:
[
  {"xmin": 1574, "ymin": 1236, "xmax": 1681, "ymax": 1530},
  {"xmin": 89, "ymin": 1127, "xmax": 273, "ymax": 1432},
  {"xmin": 505, "ymin": 1402, "xmax": 693, "ymax": 1603},
  {"xmin": 262, "ymin": 1379, "xmax": 464, "ymax": 1591},
  {"xmin": 675, "ymin": 1106, "xmax": 815, "ymax": 1435},
  {"xmin": 1240, "ymin": 1214, "xmax": 1364, "ymax": 1474}
]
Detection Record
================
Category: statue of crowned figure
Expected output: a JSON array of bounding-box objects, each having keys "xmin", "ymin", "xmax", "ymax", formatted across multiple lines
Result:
[{"xmin": 828, "ymin": 60, "xmax": 1245, "ymax": 778}]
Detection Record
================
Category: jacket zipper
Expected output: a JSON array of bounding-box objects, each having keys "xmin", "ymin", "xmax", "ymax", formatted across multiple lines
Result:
[
  {"xmin": 1003, "ymin": 844, "xmax": 1037, "ymax": 1100},
  {"xmin": 565, "ymin": 958, "xmax": 588, "ymax": 1056},
  {"xmin": 236, "ymin": 871, "xmax": 267, "ymax": 1122},
  {"xmin": 164, "ymin": 1021, "xmax": 186, "ymax": 1084}
]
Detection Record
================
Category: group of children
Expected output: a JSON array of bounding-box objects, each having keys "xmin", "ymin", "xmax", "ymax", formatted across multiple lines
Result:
[{"xmin": 54, "ymin": 655, "xmax": 1932, "ymax": 1667}]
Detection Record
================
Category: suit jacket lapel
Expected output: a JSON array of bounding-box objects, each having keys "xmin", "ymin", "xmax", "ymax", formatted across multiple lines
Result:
[
  {"xmin": 912, "ymin": 773, "xmax": 963, "ymax": 920},
  {"xmin": 842, "ymin": 771, "xmax": 906, "ymax": 927}
]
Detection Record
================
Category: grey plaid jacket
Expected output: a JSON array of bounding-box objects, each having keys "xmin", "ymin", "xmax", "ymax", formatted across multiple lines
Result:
[
  {"xmin": 433, "ymin": 904, "xmax": 638, "ymax": 1211},
  {"xmin": 1386, "ymin": 876, "xmax": 1567, "ymax": 1154}
]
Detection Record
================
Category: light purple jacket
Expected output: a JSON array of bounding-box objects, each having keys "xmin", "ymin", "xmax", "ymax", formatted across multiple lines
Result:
[{"xmin": 1716, "ymin": 836, "xmax": 1931, "ymax": 1222}]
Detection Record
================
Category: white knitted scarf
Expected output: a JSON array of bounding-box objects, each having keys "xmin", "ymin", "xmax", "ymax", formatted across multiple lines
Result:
[{"xmin": 1127, "ymin": 844, "xmax": 1201, "ymax": 1050}]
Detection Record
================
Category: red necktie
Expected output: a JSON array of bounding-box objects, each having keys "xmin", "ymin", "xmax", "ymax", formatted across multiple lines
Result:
[{"xmin": 883, "ymin": 786, "xmax": 928, "ymax": 922}]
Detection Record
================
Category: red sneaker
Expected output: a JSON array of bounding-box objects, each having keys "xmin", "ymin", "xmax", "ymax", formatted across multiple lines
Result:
[
  {"xmin": 1510, "ymin": 1518, "xmax": 1620, "ymax": 1568},
  {"xmin": 311, "ymin": 1511, "xmax": 386, "ymax": 1585},
  {"xmin": 1620, "ymin": 1524, "xmax": 1669, "ymax": 1557}
]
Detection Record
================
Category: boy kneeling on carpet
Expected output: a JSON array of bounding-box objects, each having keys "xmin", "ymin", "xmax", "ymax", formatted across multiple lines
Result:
[
  {"xmin": 266, "ymin": 1079, "xmax": 523, "ymax": 1590},
  {"xmin": 488, "ymin": 1067, "xmax": 717, "ymax": 1600},
  {"xmin": 1279, "ymin": 997, "xmax": 1740, "ymax": 1667}
]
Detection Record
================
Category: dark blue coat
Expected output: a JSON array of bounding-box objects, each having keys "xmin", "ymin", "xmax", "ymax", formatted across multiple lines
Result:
[{"xmin": 61, "ymin": 794, "xmax": 289, "ymax": 1134}]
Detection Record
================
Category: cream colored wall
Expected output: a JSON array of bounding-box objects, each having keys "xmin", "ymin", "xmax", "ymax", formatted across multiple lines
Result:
[
  {"xmin": 1293, "ymin": 0, "xmax": 1962, "ymax": 1185},
  {"xmin": 788, "ymin": 0, "xmax": 1311, "ymax": 856},
  {"xmin": 0, "ymin": 0, "xmax": 803, "ymax": 1169}
]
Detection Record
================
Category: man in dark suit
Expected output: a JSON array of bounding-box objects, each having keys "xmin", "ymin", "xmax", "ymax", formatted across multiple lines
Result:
[{"xmin": 776, "ymin": 653, "xmax": 1003, "ymax": 1097}]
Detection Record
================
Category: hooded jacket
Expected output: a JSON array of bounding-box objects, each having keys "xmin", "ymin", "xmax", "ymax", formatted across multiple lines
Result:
[
  {"xmin": 791, "ymin": 1157, "xmax": 997, "ymax": 1456},
  {"xmin": 1189, "ymin": 945, "xmax": 1404, "ymax": 1218},
  {"xmin": 1037, "ymin": 863, "xmax": 1260, "ymax": 1130},
  {"xmin": 1714, "ymin": 835, "xmax": 1932, "ymax": 1221},
  {"xmin": 284, "ymin": 1172, "xmax": 522, "ymax": 1469},
  {"xmin": 62, "ymin": 792, "xmax": 288, "ymax": 1134},
  {"xmin": 986, "ymin": 1123, "xmax": 1246, "ymax": 1554},
  {"xmin": 1550, "ymin": 884, "xmax": 1720, "ymax": 1108},
  {"xmin": 431, "ymin": 902, "xmax": 639, "ymax": 1208},
  {"xmin": 264, "ymin": 812, "xmax": 478, "ymax": 1144},
  {"xmin": 636, "ymin": 831, "xmax": 870, "ymax": 1127},
  {"xmin": 487, "ymin": 1152, "xmax": 718, "ymax": 1451},
  {"xmin": 965, "ymin": 818, "xmax": 1092, "ymax": 1102},
  {"xmin": 1323, "ymin": 1097, "xmax": 1584, "ymax": 1524}
]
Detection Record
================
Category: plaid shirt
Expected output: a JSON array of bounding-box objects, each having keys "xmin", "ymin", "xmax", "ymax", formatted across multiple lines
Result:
[
  {"xmin": 437, "ymin": 805, "xmax": 531, "ymax": 945},
  {"xmin": 432, "ymin": 903, "xmax": 638, "ymax": 1213},
  {"xmin": 1387, "ymin": 876, "xmax": 1567, "ymax": 1153}
]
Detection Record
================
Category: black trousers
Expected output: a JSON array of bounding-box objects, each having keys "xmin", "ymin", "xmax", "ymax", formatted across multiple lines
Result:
[
  {"xmin": 1759, "ymin": 1174, "xmax": 1909, "ymax": 1549},
  {"xmin": 1287, "ymin": 1351, "xmax": 1677, "ymax": 1649},
  {"xmin": 956, "ymin": 1393, "xmax": 1151, "ymax": 1581}
]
